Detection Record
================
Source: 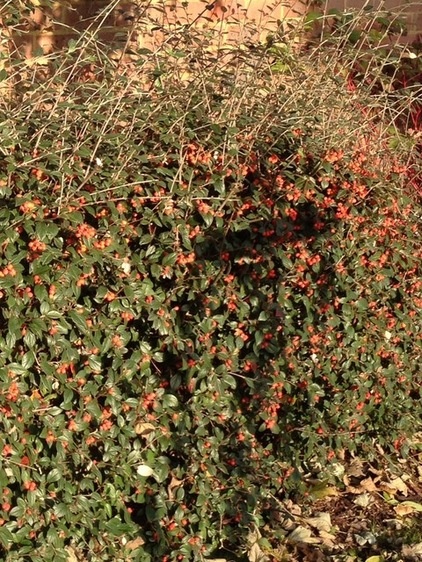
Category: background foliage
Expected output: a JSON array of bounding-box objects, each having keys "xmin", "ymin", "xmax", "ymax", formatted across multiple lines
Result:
[{"xmin": 0, "ymin": 1, "xmax": 421, "ymax": 560}]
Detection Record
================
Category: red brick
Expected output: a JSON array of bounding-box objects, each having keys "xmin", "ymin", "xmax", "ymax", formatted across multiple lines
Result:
[{"xmin": 4, "ymin": 0, "xmax": 422, "ymax": 58}]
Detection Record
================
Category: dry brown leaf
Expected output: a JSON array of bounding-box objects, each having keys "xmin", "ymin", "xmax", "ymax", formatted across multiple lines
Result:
[
  {"xmin": 319, "ymin": 530, "xmax": 337, "ymax": 548},
  {"xmin": 382, "ymin": 477, "xmax": 408, "ymax": 497},
  {"xmin": 167, "ymin": 475, "xmax": 184, "ymax": 502},
  {"xmin": 247, "ymin": 525, "xmax": 269, "ymax": 562},
  {"xmin": 360, "ymin": 477, "xmax": 377, "ymax": 492},
  {"xmin": 375, "ymin": 444, "xmax": 385, "ymax": 456},
  {"xmin": 402, "ymin": 543, "xmax": 422, "ymax": 559},
  {"xmin": 24, "ymin": 56, "xmax": 50, "ymax": 67},
  {"xmin": 278, "ymin": 516, "xmax": 297, "ymax": 531},
  {"xmin": 395, "ymin": 503, "xmax": 416, "ymax": 517},
  {"xmin": 395, "ymin": 501, "xmax": 422, "ymax": 516},
  {"xmin": 273, "ymin": 500, "xmax": 301, "ymax": 530},
  {"xmin": 248, "ymin": 542, "xmax": 268, "ymax": 562},
  {"xmin": 65, "ymin": 547, "xmax": 79, "ymax": 562},
  {"xmin": 135, "ymin": 422, "xmax": 155, "ymax": 437},
  {"xmin": 368, "ymin": 465, "xmax": 383, "ymax": 476},
  {"xmin": 284, "ymin": 499, "xmax": 302, "ymax": 516},
  {"xmin": 304, "ymin": 512, "xmax": 332, "ymax": 533},
  {"xmin": 346, "ymin": 484, "xmax": 365, "ymax": 495},
  {"xmin": 337, "ymin": 449, "xmax": 346, "ymax": 461},
  {"xmin": 391, "ymin": 477, "xmax": 409, "ymax": 495},
  {"xmin": 347, "ymin": 458, "xmax": 365, "ymax": 478},
  {"xmin": 353, "ymin": 492, "xmax": 372, "ymax": 508},
  {"xmin": 298, "ymin": 544, "xmax": 326, "ymax": 562},
  {"xmin": 125, "ymin": 536, "xmax": 145, "ymax": 550},
  {"xmin": 288, "ymin": 526, "xmax": 321, "ymax": 544}
]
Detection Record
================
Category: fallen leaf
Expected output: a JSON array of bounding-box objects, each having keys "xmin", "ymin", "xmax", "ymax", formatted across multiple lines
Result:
[
  {"xmin": 319, "ymin": 530, "xmax": 337, "ymax": 548},
  {"xmin": 277, "ymin": 516, "xmax": 297, "ymax": 531},
  {"xmin": 248, "ymin": 542, "xmax": 268, "ymax": 562},
  {"xmin": 354, "ymin": 493, "xmax": 372, "ymax": 508},
  {"xmin": 368, "ymin": 465, "xmax": 383, "ymax": 476},
  {"xmin": 355, "ymin": 532, "xmax": 376, "ymax": 546},
  {"xmin": 347, "ymin": 458, "xmax": 365, "ymax": 478},
  {"xmin": 391, "ymin": 477, "xmax": 409, "ymax": 495},
  {"xmin": 247, "ymin": 525, "xmax": 269, "ymax": 562},
  {"xmin": 330, "ymin": 462, "xmax": 345, "ymax": 479},
  {"xmin": 381, "ymin": 477, "xmax": 408, "ymax": 496},
  {"xmin": 402, "ymin": 543, "xmax": 422, "ymax": 559},
  {"xmin": 345, "ymin": 483, "xmax": 364, "ymax": 495},
  {"xmin": 360, "ymin": 477, "xmax": 377, "ymax": 492},
  {"xmin": 365, "ymin": 556, "xmax": 384, "ymax": 562},
  {"xmin": 304, "ymin": 512, "xmax": 332, "ymax": 533},
  {"xmin": 298, "ymin": 544, "xmax": 326, "ymax": 561},
  {"xmin": 288, "ymin": 526, "xmax": 320, "ymax": 544},
  {"xmin": 375, "ymin": 444, "xmax": 385, "ymax": 456},
  {"xmin": 284, "ymin": 499, "xmax": 302, "ymax": 516},
  {"xmin": 337, "ymin": 449, "xmax": 346, "ymax": 461},
  {"xmin": 401, "ymin": 501, "xmax": 422, "ymax": 512},
  {"xmin": 395, "ymin": 501, "xmax": 422, "ymax": 516}
]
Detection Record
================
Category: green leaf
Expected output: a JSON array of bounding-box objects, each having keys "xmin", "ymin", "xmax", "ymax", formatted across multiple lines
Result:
[
  {"xmin": 34, "ymin": 284, "xmax": 49, "ymax": 301},
  {"xmin": 223, "ymin": 374, "xmax": 236, "ymax": 389},
  {"xmin": 67, "ymin": 38, "xmax": 78, "ymax": 53},
  {"xmin": 68, "ymin": 310, "xmax": 89, "ymax": 334},
  {"xmin": 309, "ymin": 482, "xmax": 339, "ymax": 500},
  {"xmin": 95, "ymin": 286, "xmax": 109, "ymax": 302},
  {"xmin": 0, "ymin": 527, "xmax": 14, "ymax": 547},
  {"xmin": 23, "ymin": 330, "xmax": 37, "ymax": 348},
  {"xmin": 61, "ymin": 388, "xmax": 74, "ymax": 410},
  {"xmin": 85, "ymin": 401, "xmax": 103, "ymax": 418},
  {"xmin": 8, "ymin": 316, "xmax": 22, "ymax": 337},
  {"xmin": 104, "ymin": 517, "xmax": 133, "ymax": 536},
  {"xmin": 162, "ymin": 394, "xmax": 178, "ymax": 409},
  {"xmin": 30, "ymin": 318, "xmax": 47, "ymax": 337},
  {"xmin": 88, "ymin": 356, "xmax": 102, "ymax": 372},
  {"xmin": 22, "ymin": 351, "xmax": 36, "ymax": 369},
  {"xmin": 46, "ymin": 310, "xmax": 63, "ymax": 319},
  {"xmin": 54, "ymin": 503, "xmax": 72, "ymax": 520},
  {"xmin": 47, "ymin": 468, "xmax": 62, "ymax": 483}
]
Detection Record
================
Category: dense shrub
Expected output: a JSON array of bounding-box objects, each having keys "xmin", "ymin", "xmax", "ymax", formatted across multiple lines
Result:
[{"xmin": 0, "ymin": 4, "xmax": 421, "ymax": 561}]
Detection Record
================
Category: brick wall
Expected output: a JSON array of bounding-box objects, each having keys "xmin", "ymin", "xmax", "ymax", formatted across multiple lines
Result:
[
  {"xmin": 2, "ymin": 0, "xmax": 421, "ymax": 59},
  {"xmin": 322, "ymin": 0, "xmax": 422, "ymax": 38},
  {"xmin": 4, "ymin": 0, "xmax": 302, "ymax": 56}
]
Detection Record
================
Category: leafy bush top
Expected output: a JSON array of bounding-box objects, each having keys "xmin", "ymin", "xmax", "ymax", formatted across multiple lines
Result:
[{"xmin": 0, "ymin": 9, "xmax": 421, "ymax": 561}]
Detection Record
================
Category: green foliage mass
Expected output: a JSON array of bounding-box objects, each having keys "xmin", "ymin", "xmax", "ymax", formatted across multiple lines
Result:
[{"xmin": 0, "ymin": 8, "xmax": 421, "ymax": 561}]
